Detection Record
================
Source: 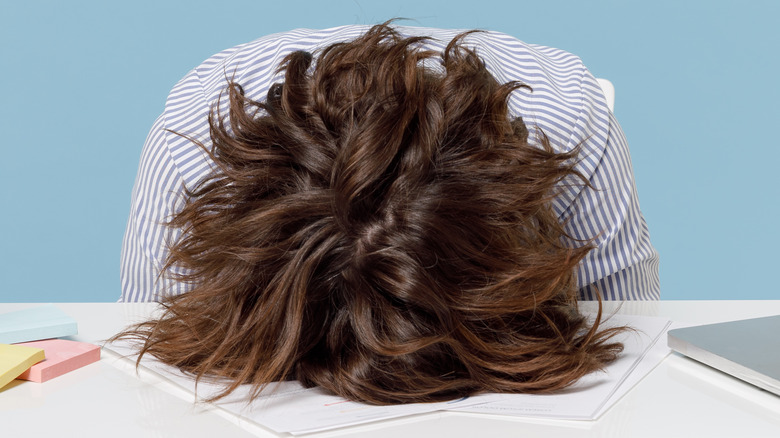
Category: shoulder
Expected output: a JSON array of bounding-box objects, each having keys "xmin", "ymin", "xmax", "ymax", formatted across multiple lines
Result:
[
  {"xmin": 158, "ymin": 25, "xmax": 380, "ymax": 189},
  {"xmin": 434, "ymin": 30, "xmax": 615, "ymax": 216},
  {"xmin": 178, "ymin": 25, "xmax": 375, "ymax": 104},
  {"xmin": 392, "ymin": 27, "xmax": 612, "ymax": 158},
  {"xmin": 472, "ymin": 31, "xmax": 611, "ymax": 157}
]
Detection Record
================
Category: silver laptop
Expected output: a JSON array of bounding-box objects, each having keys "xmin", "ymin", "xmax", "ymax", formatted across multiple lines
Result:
[{"xmin": 667, "ymin": 315, "xmax": 780, "ymax": 396}]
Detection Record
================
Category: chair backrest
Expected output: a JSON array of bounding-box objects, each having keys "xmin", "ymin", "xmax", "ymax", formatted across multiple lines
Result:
[{"xmin": 596, "ymin": 78, "xmax": 615, "ymax": 112}]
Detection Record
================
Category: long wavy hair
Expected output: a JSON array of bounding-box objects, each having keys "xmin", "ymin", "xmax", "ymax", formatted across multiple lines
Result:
[{"xmin": 114, "ymin": 23, "xmax": 624, "ymax": 405}]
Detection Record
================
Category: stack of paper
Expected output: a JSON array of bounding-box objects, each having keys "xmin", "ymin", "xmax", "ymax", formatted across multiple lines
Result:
[
  {"xmin": 0, "ymin": 305, "xmax": 99, "ymax": 390},
  {"xmin": 105, "ymin": 313, "xmax": 671, "ymax": 435}
]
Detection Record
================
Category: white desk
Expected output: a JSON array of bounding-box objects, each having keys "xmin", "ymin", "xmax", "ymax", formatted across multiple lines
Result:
[{"xmin": 2, "ymin": 301, "xmax": 780, "ymax": 437}]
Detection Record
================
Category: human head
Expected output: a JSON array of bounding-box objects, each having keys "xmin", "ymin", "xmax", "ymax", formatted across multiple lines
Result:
[{"xmin": 118, "ymin": 23, "xmax": 622, "ymax": 404}]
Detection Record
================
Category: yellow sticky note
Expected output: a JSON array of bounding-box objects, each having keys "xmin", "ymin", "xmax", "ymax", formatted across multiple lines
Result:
[{"xmin": 0, "ymin": 344, "xmax": 45, "ymax": 390}]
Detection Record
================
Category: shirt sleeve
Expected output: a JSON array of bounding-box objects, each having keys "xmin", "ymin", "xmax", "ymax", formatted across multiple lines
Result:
[
  {"xmin": 566, "ymin": 111, "xmax": 660, "ymax": 300},
  {"xmin": 119, "ymin": 115, "xmax": 192, "ymax": 302}
]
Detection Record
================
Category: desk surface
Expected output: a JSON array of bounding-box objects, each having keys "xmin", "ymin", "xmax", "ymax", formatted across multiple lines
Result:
[{"xmin": 2, "ymin": 301, "xmax": 780, "ymax": 437}]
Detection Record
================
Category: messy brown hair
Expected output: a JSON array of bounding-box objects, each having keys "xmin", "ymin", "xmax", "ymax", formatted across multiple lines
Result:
[{"xmin": 114, "ymin": 23, "xmax": 624, "ymax": 405}]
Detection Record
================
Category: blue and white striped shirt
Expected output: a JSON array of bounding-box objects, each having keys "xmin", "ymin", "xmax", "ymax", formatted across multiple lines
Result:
[{"xmin": 119, "ymin": 25, "xmax": 660, "ymax": 302}]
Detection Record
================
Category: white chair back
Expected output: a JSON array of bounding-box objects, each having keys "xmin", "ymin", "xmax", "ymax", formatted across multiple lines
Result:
[{"xmin": 596, "ymin": 78, "xmax": 615, "ymax": 112}]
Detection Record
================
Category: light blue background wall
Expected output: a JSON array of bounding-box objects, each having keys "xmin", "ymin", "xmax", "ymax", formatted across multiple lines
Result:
[{"xmin": 1, "ymin": 0, "xmax": 778, "ymax": 302}]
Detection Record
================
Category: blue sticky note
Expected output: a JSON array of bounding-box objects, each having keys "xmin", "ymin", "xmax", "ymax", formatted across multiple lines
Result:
[{"xmin": 0, "ymin": 305, "xmax": 78, "ymax": 344}]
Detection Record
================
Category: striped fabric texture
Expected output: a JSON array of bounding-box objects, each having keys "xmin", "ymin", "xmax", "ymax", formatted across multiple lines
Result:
[{"xmin": 120, "ymin": 25, "xmax": 660, "ymax": 302}]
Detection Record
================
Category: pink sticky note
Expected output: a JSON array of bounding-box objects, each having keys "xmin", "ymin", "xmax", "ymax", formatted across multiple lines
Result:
[{"xmin": 15, "ymin": 339, "xmax": 100, "ymax": 382}]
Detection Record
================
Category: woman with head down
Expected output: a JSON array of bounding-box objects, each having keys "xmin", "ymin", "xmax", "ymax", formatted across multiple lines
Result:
[{"xmin": 116, "ymin": 22, "xmax": 659, "ymax": 404}]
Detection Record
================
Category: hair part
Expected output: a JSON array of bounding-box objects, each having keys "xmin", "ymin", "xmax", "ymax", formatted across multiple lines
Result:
[{"xmin": 113, "ymin": 23, "xmax": 624, "ymax": 405}]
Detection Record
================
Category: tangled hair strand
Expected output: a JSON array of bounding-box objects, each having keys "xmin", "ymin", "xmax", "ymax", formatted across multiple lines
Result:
[{"xmin": 114, "ymin": 23, "xmax": 624, "ymax": 405}]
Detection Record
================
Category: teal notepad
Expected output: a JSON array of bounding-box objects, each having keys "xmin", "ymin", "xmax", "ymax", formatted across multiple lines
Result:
[{"xmin": 0, "ymin": 305, "xmax": 78, "ymax": 344}]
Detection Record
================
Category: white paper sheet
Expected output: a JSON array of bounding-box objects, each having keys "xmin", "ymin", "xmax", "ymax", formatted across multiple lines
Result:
[
  {"xmin": 104, "ymin": 314, "xmax": 670, "ymax": 434},
  {"xmin": 105, "ymin": 342, "xmax": 504, "ymax": 434}
]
